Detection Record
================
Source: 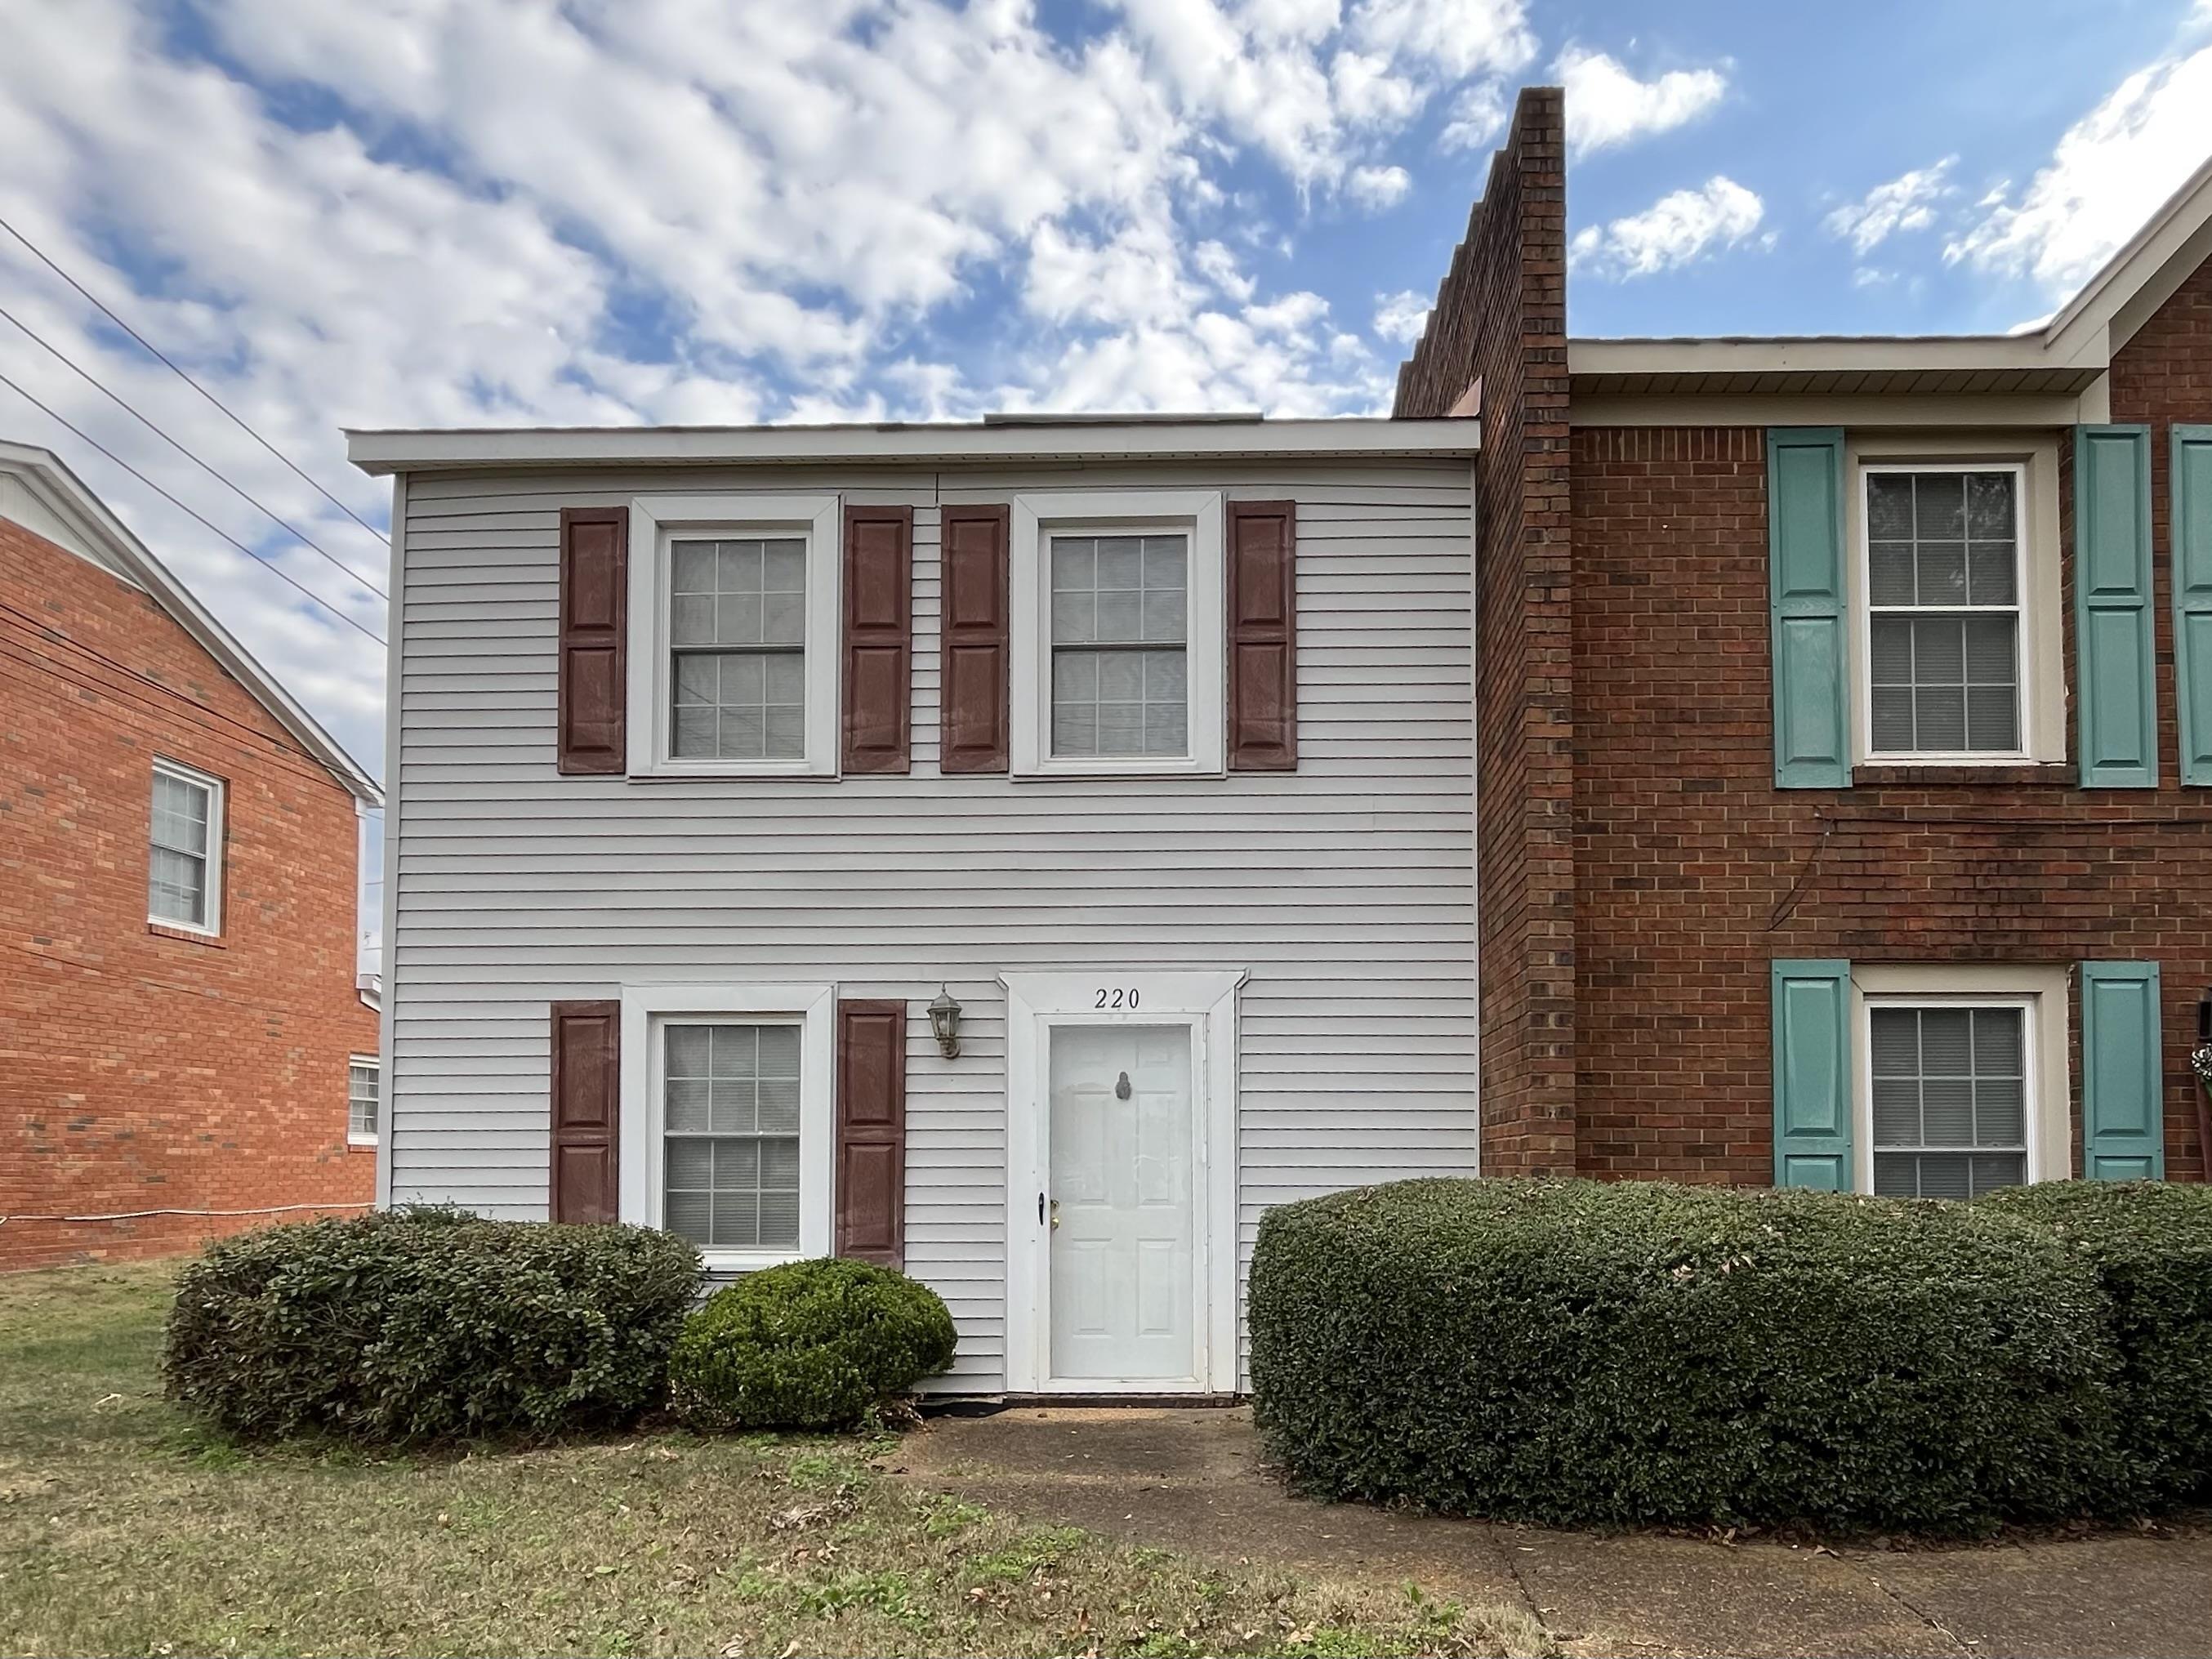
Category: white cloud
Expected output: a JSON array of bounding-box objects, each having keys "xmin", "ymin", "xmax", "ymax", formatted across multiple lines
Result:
[
  {"xmin": 1946, "ymin": 42, "xmax": 2212, "ymax": 294},
  {"xmin": 1824, "ymin": 157, "xmax": 1957, "ymax": 254},
  {"xmin": 1438, "ymin": 81, "xmax": 1508, "ymax": 154},
  {"xmin": 1345, "ymin": 163, "xmax": 1412, "ymax": 209},
  {"xmin": 1372, "ymin": 288, "xmax": 1432, "ymax": 341},
  {"xmin": 1554, "ymin": 45, "xmax": 1726, "ymax": 156},
  {"xmin": 1569, "ymin": 176, "xmax": 1767, "ymax": 279},
  {"xmin": 4, "ymin": 0, "xmax": 1523, "ymax": 769}
]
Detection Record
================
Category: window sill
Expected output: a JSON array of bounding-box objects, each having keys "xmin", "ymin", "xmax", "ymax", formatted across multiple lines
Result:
[
  {"xmin": 148, "ymin": 921, "xmax": 225, "ymax": 948},
  {"xmin": 624, "ymin": 765, "xmax": 839, "ymax": 783},
  {"xmin": 1854, "ymin": 762, "xmax": 2076, "ymax": 787},
  {"xmin": 346, "ymin": 1137, "xmax": 378, "ymax": 1152},
  {"xmin": 1013, "ymin": 760, "xmax": 1227, "ymax": 783},
  {"xmin": 698, "ymin": 1248, "xmax": 808, "ymax": 1276}
]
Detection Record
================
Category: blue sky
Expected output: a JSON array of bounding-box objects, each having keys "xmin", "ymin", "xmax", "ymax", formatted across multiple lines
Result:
[{"xmin": 4, "ymin": 0, "xmax": 2212, "ymax": 794}]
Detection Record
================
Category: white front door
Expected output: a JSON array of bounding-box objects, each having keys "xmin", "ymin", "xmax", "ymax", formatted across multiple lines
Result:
[{"xmin": 1046, "ymin": 1023, "xmax": 1197, "ymax": 1382}]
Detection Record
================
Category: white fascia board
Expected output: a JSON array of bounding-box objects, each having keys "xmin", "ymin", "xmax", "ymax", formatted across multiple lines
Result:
[
  {"xmin": 344, "ymin": 417, "xmax": 1482, "ymax": 475},
  {"xmin": 0, "ymin": 440, "xmax": 382, "ymax": 805},
  {"xmin": 1568, "ymin": 335, "xmax": 2052, "ymax": 377}
]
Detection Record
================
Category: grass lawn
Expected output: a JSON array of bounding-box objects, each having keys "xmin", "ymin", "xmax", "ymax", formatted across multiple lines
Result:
[{"xmin": 0, "ymin": 1260, "xmax": 1549, "ymax": 1659}]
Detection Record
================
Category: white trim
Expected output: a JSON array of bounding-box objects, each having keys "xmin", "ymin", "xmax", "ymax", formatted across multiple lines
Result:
[
  {"xmin": 624, "ymin": 494, "xmax": 841, "ymax": 781},
  {"xmin": 347, "ymin": 1054, "xmax": 381, "ymax": 1147},
  {"xmin": 617, "ymin": 982, "xmax": 835, "ymax": 1274},
  {"xmin": 374, "ymin": 471, "xmax": 403, "ymax": 1212},
  {"xmin": 1849, "ymin": 963, "xmax": 2072, "ymax": 1193},
  {"xmin": 1001, "ymin": 969, "xmax": 1242, "ymax": 1394},
  {"xmin": 1009, "ymin": 490, "xmax": 1225, "ymax": 779},
  {"xmin": 345, "ymin": 417, "xmax": 1483, "ymax": 475},
  {"xmin": 148, "ymin": 757, "xmax": 225, "ymax": 935},
  {"xmin": 0, "ymin": 442, "xmax": 381, "ymax": 803}
]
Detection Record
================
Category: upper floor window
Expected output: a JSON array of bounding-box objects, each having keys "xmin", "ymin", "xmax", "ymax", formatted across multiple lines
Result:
[
  {"xmin": 1862, "ymin": 466, "xmax": 2024, "ymax": 759},
  {"xmin": 149, "ymin": 760, "xmax": 223, "ymax": 934},
  {"xmin": 627, "ymin": 494, "xmax": 840, "ymax": 778},
  {"xmin": 1010, "ymin": 490, "xmax": 1224, "ymax": 778}
]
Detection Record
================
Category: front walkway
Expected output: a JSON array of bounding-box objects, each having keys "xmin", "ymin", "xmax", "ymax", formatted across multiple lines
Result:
[{"xmin": 895, "ymin": 1406, "xmax": 2211, "ymax": 1659}]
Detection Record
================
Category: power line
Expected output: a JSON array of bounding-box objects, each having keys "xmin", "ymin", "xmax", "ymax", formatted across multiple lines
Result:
[
  {"xmin": 0, "ymin": 369, "xmax": 386, "ymax": 645},
  {"xmin": 0, "ymin": 212, "xmax": 386, "ymax": 540},
  {"xmin": 0, "ymin": 301, "xmax": 387, "ymax": 601}
]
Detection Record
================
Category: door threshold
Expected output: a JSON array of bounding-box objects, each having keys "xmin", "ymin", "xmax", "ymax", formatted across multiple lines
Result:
[{"xmin": 919, "ymin": 1392, "xmax": 1243, "ymax": 1415}]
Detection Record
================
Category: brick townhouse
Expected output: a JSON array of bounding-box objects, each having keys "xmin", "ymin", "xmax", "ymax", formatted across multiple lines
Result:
[
  {"xmin": 1399, "ymin": 87, "xmax": 2212, "ymax": 1194},
  {"xmin": 1, "ymin": 440, "xmax": 382, "ymax": 1270}
]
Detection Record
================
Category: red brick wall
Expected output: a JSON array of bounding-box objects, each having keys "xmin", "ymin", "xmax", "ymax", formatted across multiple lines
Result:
[
  {"xmin": 0, "ymin": 517, "xmax": 376, "ymax": 1269},
  {"xmin": 1570, "ymin": 256, "xmax": 2212, "ymax": 1184},
  {"xmin": 1395, "ymin": 87, "xmax": 1575, "ymax": 1173}
]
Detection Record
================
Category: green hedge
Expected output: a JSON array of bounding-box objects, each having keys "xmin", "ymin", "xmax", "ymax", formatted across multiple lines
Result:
[
  {"xmin": 1982, "ymin": 1180, "xmax": 2212, "ymax": 1504},
  {"xmin": 1248, "ymin": 1179, "xmax": 2129, "ymax": 1532},
  {"xmin": 670, "ymin": 1257, "xmax": 957, "ymax": 1430},
  {"xmin": 163, "ymin": 1210, "xmax": 701, "ymax": 1442}
]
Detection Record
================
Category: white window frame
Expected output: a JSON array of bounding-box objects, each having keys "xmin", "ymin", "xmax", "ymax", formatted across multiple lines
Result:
[
  {"xmin": 1846, "ymin": 436, "xmax": 2063, "ymax": 767},
  {"xmin": 625, "ymin": 494, "xmax": 842, "ymax": 780},
  {"xmin": 1000, "ymin": 969, "xmax": 1243, "ymax": 1394},
  {"xmin": 1849, "ymin": 963, "xmax": 2072, "ymax": 1195},
  {"xmin": 617, "ymin": 982, "xmax": 835, "ymax": 1273},
  {"xmin": 1008, "ymin": 489, "xmax": 1225, "ymax": 779},
  {"xmin": 148, "ymin": 757, "xmax": 225, "ymax": 934},
  {"xmin": 347, "ymin": 1055, "xmax": 380, "ymax": 1146}
]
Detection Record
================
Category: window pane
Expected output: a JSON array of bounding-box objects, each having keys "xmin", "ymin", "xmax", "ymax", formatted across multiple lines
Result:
[
  {"xmin": 149, "ymin": 846, "xmax": 207, "ymax": 927},
  {"xmin": 1965, "ymin": 472, "xmax": 2016, "ymax": 541},
  {"xmin": 1915, "ymin": 542, "xmax": 1968, "ymax": 604},
  {"xmin": 1052, "ymin": 645, "xmax": 1189, "ymax": 757},
  {"xmin": 1868, "ymin": 542, "xmax": 1915, "ymax": 606},
  {"xmin": 1914, "ymin": 685, "xmax": 1967, "ymax": 752},
  {"xmin": 670, "ymin": 647, "xmax": 804, "ymax": 760},
  {"xmin": 1868, "ymin": 1005, "xmax": 2027, "ymax": 1200},
  {"xmin": 1968, "ymin": 541, "xmax": 2017, "ymax": 605},
  {"xmin": 348, "ymin": 1062, "xmax": 379, "ymax": 1138},
  {"xmin": 1867, "ymin": 475, "xmax": 1915, "ymax": 542},
  {"xmin": 663, "ymin": 1022, "xmax": 805, "ymax": 1251},
  {"xmin": 1913, "ymin": 473, "xmax": 1965, "ymax": 539},
  {"xmin": 668, "ymin": 539, "xmax": 807, "ymax": 762}
]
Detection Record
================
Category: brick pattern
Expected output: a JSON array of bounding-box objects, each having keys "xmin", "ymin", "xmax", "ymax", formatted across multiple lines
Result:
[
  {"xmin": 0, "ymin": 518, "xmax": 376, "ymax": 1270},
  {"xmin": 1570, "ymin": 254, "xmax": 2212, "ymax": 1185},
  {"xmin": 1394, "ymin": 87, "xmax": 1575, "ymax": 1173}
]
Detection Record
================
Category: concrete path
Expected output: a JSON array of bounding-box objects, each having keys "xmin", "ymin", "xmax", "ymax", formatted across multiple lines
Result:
[{"xmin": 894, "ymin": 1406, "xmax": 2212, "ymax": 1658}]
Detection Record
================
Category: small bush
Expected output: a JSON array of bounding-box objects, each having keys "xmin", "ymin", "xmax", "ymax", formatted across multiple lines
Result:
[
  {"xmin": 670, "ymin": 1257, "xmax": 957, "ymax": 1431},
  {"xmin": 1248, "ymin": 1178, "xmax": 2126, "ymax": 1533},
  {"xmin": 1982, "ymin": 1180, "xmax": 2212, "ymax": 1504},
  {"xmin": 163, "ymin": 1211, "xmax": 701, "ymax": 1442}
]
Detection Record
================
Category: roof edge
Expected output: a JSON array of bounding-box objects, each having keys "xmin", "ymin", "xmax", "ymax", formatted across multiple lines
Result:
[
  {"xmin": 0, "ymin": 439, "xmax": 382, "ymax": 805},
  {"xmin": 344, "ymin": 415, "xmax": 1482, "ymax": 475}
]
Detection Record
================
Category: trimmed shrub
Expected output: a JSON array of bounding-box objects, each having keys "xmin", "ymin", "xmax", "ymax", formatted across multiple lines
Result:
[
  {"xmin": 1982, "ymin": 1180, "xmax": 2212, "ymax": 1503},
  {"xmin": 670, "ymin": 1257, "xmax": 957, "ymax": 1430},
  {"xmin": 1249, "ymin": 1179, "xmax": 2126, "ymax": 1533},
  {"xmin": 163, "ymin": 1210, "xmax": 701, "ymax": 1442}
]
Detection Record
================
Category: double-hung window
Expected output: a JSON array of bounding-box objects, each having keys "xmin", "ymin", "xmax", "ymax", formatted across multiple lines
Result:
[
  {"xmin": 348, "ymin": 1057, "xmax": 380, "ymax": 1145},
  {"xmin": 1858, "ymin": 462, "xmax": 2036, "ymax": 761},
  {"xmin": 618, "ymin": 984, "xmax": 834, "ymax": 1271},
  {"xmin": 1866, "ymin": 1002, "xmax": 2028, "ymax": 1197},
  {"xmin": 149, "ymin": 760, "xmax": 223, "ymax": 934},
  {"xmin": 627, "ymin": 495, "xmax": 841, "ymax": 778},
  {"xmin": 1010, "ymin": 490, "xmax": 1225, "ymax": 777}
]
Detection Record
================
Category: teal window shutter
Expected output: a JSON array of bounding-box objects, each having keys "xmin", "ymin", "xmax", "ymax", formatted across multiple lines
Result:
[
  {"xmin": 2174, "ymin": 426, "xmax": 2212, "ymax": 785},
  {"xmin": 2080, "ymin": 962, "xmax": 2165, "ymax": 1180},
  {"xmin": 1773, "ymin": 959, "xmax": 1853, "ymax": 1189},
  {"xmin": 1768, "ymin": 429, "xmax": 1851, "ymax": 788},
  {"xmin": 2074, "ymin": 426, "xmax": 2158, "ymax": 787}
]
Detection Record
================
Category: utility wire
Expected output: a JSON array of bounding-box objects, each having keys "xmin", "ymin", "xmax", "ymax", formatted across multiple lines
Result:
[
  {"xmin": 0, "ymin": 212, "xmax": 386, "ymax": 540},
  {"xmin": 0, "ymin": 301, "xmax": 387, "ymax": 601},
  {"xmin": 0, "ymin": 368, "xmax": 386, "ymax": 645}
]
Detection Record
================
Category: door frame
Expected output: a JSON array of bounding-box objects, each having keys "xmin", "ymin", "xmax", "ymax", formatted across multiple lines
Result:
[{"xmin": 1001, "ymin": 970, "xmax": 1243, "ymax": 1394}]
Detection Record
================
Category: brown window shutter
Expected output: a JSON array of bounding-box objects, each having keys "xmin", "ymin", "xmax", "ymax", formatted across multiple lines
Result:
[
  {"xmin": 557, "ymin": 506, "xmax": 627, "ymax": 774},
  {"xmin": 834, "ymin": 999, "xmax": 907, "ymax": 1266},
  {"xmin": 1227, "ymin": 500, "xmax": 1298, "ymax": 770},
  {"xmin": 550, "ymin": 999, "xmax": 620, "ymax": 1223},
  {"xmin": 939, "ymin": 504, "xmax": 1010, "ymax": 773},
  {"xmin": 842, "ymin": 505, "xmax": 913, "ymax": 774}
]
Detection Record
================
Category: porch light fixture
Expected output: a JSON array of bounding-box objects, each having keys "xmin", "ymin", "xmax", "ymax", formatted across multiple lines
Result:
[{"xmin": 927, "ymin": 984, "xmax": 962, "ymax": 1059}]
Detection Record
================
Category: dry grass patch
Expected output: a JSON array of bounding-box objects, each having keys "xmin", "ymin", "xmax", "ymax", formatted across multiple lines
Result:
[{"xmin": 0, "ymin": 1260, "xmax": 1550, "ymax": 1659}]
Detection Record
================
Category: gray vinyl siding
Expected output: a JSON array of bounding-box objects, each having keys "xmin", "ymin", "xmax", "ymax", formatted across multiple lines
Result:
[{"xmin": 389, "ymin": 459, "xmax": 1475, "ymax": 1390}]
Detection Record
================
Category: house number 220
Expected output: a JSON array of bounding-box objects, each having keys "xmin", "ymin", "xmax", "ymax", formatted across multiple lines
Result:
[{"xmin": 1095, "ymin": 988, "xmax": 1139, "ymax": 1010}]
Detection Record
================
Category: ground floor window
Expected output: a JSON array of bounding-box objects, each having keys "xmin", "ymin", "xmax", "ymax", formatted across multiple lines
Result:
[
  {"xmin": 1866, "ymin": 1002, "xmax": 2027, "ymax": 1197},
  {"xmin": 617, "ymin": 983, "xmax": 834, "ymax": 1272},
  {"xmin": 347, "ymin": 1056, "xmax": 379, "ymax": 1145},
  {"xmin": 1853, "ymin": 965, "xmax": 2067, "ymax": 1194}
]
